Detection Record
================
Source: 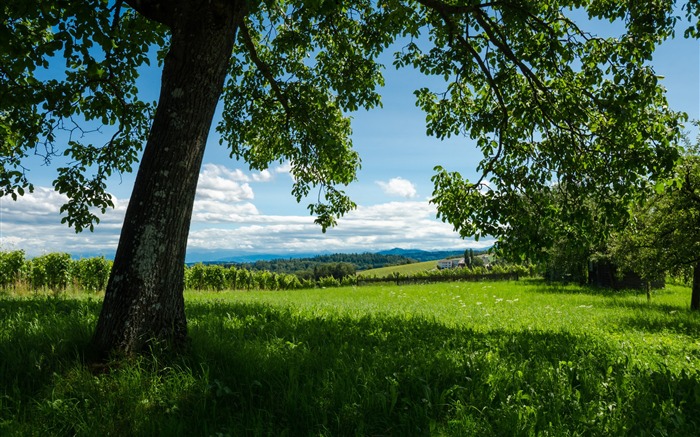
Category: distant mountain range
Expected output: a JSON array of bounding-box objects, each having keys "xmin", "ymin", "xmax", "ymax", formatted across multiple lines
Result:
[{"xmin": 185, "ymin": 247, "xmax": 489, "ymax": 264}]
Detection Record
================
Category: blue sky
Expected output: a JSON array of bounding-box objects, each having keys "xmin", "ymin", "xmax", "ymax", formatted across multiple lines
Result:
[{"xmin": 0, "ymin": 13, "xmax": 698, "ymax": 261}]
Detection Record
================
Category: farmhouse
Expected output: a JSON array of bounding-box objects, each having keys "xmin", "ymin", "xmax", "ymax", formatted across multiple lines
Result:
[{"xmin": 437, "ymin": 258, "xmax": 465, "ymax": 269}]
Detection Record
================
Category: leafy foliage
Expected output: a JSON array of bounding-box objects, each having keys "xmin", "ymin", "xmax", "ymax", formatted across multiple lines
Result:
[
  {"xmin": 72, "ymin": 256, "xmax": 112, "ymax": 293},
  {"xmin": 2, "ymin": 0, "xmax": 694, "ymax": 237},
  {"xmin": 424, "ymin": 0, "xmax": 687, "ymax": 252},
  {"xmin": 0, "ymin": 0, "xmax": 164, "ymax": 231},
  {"xmin": 184, "ymin": 263, "xmax": 310, "ymax": 291},
  {"xmin": 29, "ymin": 252, "xmax": 72, "ymax": 291}
]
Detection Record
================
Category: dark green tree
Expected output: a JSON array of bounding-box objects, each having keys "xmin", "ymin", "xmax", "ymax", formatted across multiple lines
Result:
[
  {"xmin": 610, "ymin": 136, "xmax": 700, "ymax": 310},
  {"xmin": 2, "ymin": 0, "xmax": 696, "ymax": 355}
]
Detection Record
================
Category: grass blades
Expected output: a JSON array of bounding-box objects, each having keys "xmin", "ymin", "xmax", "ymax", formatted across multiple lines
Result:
[{"xmin": 2, "ymin": 281, "xmax": 700, "ymax": 435}]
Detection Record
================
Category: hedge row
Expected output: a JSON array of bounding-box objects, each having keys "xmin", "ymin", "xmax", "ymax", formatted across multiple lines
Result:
[
  {"xmin": 0, "ymin": 250, "xmax": 534, "ymax": 294},
  {"xmin": 0, "ymin": 250, "xmax": 111, "ymax": 292}
]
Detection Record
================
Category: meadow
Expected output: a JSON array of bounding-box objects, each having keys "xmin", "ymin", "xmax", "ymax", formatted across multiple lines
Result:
[
  {"xmin": 356, "ymin": 260, "xmax": 439, "ymax": 278},
  {"xmin": 2, "ymin": 279, "xmax": 700, "ymax": 436}
]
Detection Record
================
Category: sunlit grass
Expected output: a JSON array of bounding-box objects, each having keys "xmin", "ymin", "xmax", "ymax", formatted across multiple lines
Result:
[{"xmin": 2, "ymin": 280, "xmax": 700, "ymax": 435}]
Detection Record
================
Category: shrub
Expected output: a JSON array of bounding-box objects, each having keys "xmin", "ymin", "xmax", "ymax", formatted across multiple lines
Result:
[
  {"xmin": 29, "ymin": 252, "xmax": 73, "ymax": 291},
  {"xmin": 318, "ymin": 276, "xmax": 340, "ymax": 288},
  {"xmin": 185, "ymin": 264, "xmax": 207, "ymax": 290},
  {"xmin": 0, "ymin": 250, "xmax": 25, "ymax": 289},
  {"xmin": 341, "ymin": 275, "xmax": 357, "ymax": 287},
  {"xmin": 204, "ymin": 265, "xmax": 227, "ymax": 291},
  {"xmin": 73, "ymin": 257, "xmax": 112, "ymax": 292}
]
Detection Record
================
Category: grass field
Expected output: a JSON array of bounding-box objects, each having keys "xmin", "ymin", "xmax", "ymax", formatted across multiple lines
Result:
[
  {"xmin": 2, "ymin": 280, "xmax": 700, "ymax": 435},
  {"xmin": 357, "ymin": 260, "xmax": 439, "ymax": 277}
]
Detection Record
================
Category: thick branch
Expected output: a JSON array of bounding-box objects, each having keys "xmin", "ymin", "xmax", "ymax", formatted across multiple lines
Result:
[
  {"xmin": 124, "ymin": 0, "xmax": 173, "ymax": 26},
  {"xmin": 416, "ymin": 0, "xmax": 502, "ymax": 15}
]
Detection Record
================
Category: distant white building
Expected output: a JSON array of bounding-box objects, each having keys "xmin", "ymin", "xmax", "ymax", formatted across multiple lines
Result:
[{"xmin": 437, "ymin": 258, "xmax": 465, "ymax": 269}]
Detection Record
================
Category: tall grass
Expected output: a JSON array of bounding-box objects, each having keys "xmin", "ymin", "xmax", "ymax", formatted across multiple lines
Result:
[{"xmin": 2, "ymin": 280, "xmax": 700, "ymax": 435}]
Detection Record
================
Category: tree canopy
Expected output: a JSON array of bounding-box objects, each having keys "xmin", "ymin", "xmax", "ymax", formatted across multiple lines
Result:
[{"xmin": 2, "ymin": 1, "xmax": 696, "ymax": 233}]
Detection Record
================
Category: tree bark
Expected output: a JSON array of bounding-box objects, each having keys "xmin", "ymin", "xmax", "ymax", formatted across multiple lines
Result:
[
  {"xmin": 91, "ymin": 0, "xmax": 243, "ymax": 356},
  {"xmin": 691, "ymin": 261, "xmax": 700, "ymax": 311}
]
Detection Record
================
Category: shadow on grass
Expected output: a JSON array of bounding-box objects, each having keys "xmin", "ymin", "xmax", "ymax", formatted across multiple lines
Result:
[
  {"xmin": 525, "ymin": 280, "xmax": 700, "ymax": 334},
  {"xmin": 1, "ymin": 297, "xmax": 700, "ymax": 436},
  {"xmin": 524, "ymin": 278, "xmax": 652, "ymax": 298}
]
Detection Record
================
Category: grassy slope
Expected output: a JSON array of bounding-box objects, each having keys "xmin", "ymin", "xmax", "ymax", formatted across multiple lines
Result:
[
  {"xmin": 357, "ymin": 259, "xmax": 439, "ymax": 277},
  {"xmin": 2, "ymin": 281, "xmax": 700, "ymax": 436}
]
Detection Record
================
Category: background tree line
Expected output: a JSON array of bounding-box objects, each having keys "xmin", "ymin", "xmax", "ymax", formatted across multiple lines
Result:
[
  {"xmin": 233, "ymin": 253, "xmax": 414, "ymax": 276},
  {"xmin": 231, "ymin": 250, "xmax": 488, "ymax": 277}
]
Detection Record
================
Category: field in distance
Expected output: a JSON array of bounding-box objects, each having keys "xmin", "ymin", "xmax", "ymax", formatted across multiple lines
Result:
[{"xmin": 357, "ymin": 259, "xmax": 439, "ymax": 277}]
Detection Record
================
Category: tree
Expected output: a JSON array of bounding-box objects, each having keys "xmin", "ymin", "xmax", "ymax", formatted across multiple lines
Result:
[
  {"xmin": 493, "ymin": 181, "xmax": 614, "ymax": 284},
  {"xmin": 610, "ymin": 137, "xmax": 700, "ymax": 310},
  {"xmin": 2, "ymin": 0, "xmax": 696, "ymax": 355}
]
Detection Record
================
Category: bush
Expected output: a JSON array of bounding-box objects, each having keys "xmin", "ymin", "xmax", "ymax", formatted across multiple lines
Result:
[
  {"xmin": 204, "ymin": 265, "xmax": 227, "ymax": 291},
  {"xmin": 341, "ymin": 275, "xmax": 357, "ymax": 287},
  {"xmin": 0, "ymin": 250, "xmax": 25, "ymax": 289},
  {"xmin": 73, "ymin": 257, "xmax": 112, "ymax": 292},
  {"xmin": 225, "ymin": 266, "xmax": 238, "ymax": 290},
  {"xmin": 29, "ymin": 253, "xmax": 72, "ymax": 291},
  {"xmin": 185, "ymin": 264, "xmax": 207, "ymax": 290},
  {"xmin": 318, "ymin": 276, "xmax": 340, "ymax": 288}
]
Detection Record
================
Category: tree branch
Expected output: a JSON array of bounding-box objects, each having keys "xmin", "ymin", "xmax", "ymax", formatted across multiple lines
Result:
[
  {"xmin": 124, "ymin": 0, "xmax": 173, "ymax": 27},
  {"xmin": 239, "ymin": 19, "xmax": 291, "ymax": 116}
]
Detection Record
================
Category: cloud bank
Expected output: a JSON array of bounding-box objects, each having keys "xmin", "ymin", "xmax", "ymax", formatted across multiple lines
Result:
[{"xmin": 0, "ymin": 165, "xmax": 488, "ymax": 260}]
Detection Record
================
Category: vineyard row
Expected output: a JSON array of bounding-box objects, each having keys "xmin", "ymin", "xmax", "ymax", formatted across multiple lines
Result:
[{"xmin": 0, "ymin": 250, "xmax": 531, "ymax": 293}]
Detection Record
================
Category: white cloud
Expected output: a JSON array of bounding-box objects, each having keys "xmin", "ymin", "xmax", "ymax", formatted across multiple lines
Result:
[
  {"xmin": 0, "ymin": 183, "xmax": 489, "ymax": 260},
  {"xmin": 192, "ymin": 200, "xmax": 260, "ymax": 223},
  {"xmin": 274, "ymin": 162, "xmax": 292, "ymax": 174},
  {"xmin": 252, "ymin": 169, "xmax": 272, "ymax": 182},
  {"xmin": 196, "ymin": 164, "xmax": 255, "ymax": 202},
  {"xmin": 187, "ymin": 200, "xmax": 490, "ymax": 255},
  {"xmin": 0, "ymin": 187, "xmax": 125, "ymax": 257},
  {"xmin": 376, "ymin": 177, "xmax": 418, "ymax": 198},
  {"xmin": 200, "ymin": 163, "xmax": 250, "ymax": 183}
]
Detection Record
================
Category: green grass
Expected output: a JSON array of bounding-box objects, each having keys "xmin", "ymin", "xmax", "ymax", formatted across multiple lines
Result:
[
  {"xmin": 2, "ymin": 280, "xmax": 700, "ymax": 435},
  {"xmin": 357, "ymin": 260, "xmax": 439, "ymax": 277}
]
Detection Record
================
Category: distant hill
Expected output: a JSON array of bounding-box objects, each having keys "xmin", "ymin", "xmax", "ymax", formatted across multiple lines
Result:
[
  {"xmin": 185, "ymin": 248, "xmax": 493, "ymax": 277},
  {"xmin": 233, "ymin": 252, "xmax": 415, "ymax": 275},
  {"xmin": 357, "ymin": 260, "xmax": 440, "ymax": 278},
  {"xmin": 376, "ymin": 248, "xmax": 484, "ymax": 262}
]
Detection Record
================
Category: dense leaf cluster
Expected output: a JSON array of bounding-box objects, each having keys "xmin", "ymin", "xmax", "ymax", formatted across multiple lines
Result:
[{"xmin": 184, "ymin": 263, "xmax": 309, "ymax": 291}]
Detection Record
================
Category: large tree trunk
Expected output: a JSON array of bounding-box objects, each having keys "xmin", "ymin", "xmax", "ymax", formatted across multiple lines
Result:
[
  {"xmin": 91, "ymin": 1, "xmax": 242, "ymax": 356},
  {"xmin": 691, "ymin": 261, "xmax": 700, "ymax": 311}
]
